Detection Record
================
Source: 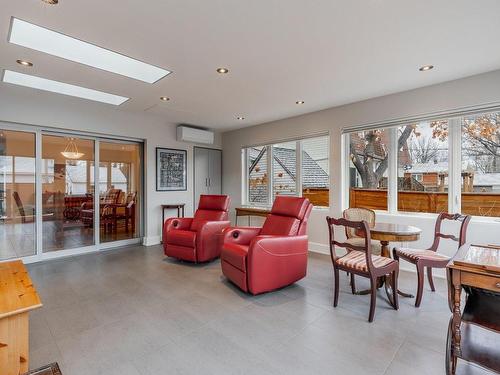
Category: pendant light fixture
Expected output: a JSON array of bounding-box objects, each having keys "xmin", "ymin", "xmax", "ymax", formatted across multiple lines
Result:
[{"xmin": 61, "ymin": 138, "xmax": 84, "ymax": 159}]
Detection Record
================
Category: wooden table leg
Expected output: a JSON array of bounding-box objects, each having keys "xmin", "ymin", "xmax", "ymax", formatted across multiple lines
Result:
[{"xmin": 380, "ymin": 240, "xmax": 414, "ymax": 298}]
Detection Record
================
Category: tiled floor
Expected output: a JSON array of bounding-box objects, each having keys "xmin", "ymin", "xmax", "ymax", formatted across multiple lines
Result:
[
  {"xmin": 27, "ymin": 245, "xmax": 492, "ymax": 375},
  {"xmin": 0, "ymin": 220, "xmax": 137, "ymax": 259}
]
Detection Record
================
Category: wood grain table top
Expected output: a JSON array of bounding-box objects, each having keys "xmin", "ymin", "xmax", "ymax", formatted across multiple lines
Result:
[
  {"xmin": 0, "ymin": 260, "xmax": 42, "ymax": 319},
  {"xmin": 369, "ymin": 223, "xmax": 422, "ymax": 236}
]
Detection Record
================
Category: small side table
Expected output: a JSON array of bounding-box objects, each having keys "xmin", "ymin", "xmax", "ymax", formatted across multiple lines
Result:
[{"xmin": 161, "ymin": 204, "xmax": 185, "ymax": 243}]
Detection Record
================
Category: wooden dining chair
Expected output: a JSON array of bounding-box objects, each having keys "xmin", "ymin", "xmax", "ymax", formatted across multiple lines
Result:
[
  {"xmin": 326, "ymin": 216, "xmax": 399, "ymax": 322},
  {"xmin": 393, "ymin": 213, "xmax": 471, "ymax": 307}
]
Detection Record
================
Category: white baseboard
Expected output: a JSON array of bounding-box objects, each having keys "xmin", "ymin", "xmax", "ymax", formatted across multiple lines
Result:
[
  {"xmin": 143, "ymin": 236, "xmax": 161, "ymax": 246},
  {"xmin": 307, "ymin": 241, "xmax": 445, "ymax": 279}
]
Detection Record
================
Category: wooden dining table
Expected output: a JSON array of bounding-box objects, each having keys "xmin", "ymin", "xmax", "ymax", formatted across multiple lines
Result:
[{"xmin": 356, "ymin": 222, "xmax": 422, "ymax": 302}]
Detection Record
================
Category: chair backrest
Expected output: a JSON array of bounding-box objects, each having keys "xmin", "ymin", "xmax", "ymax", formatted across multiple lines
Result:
[
  {"xmin": 102, "ymin": 188, "xmax": 122, "ymax": 204},
  {"xmin": 190, "ymin": 195, "xmax": 231, "ymax": 231},
  {"xmin": 260, "ymin": 196, "xmax": 311, "ymax": 236},
  {"xmin": 326, "ymin": 216, "xmax": 377, "ymax": 272},
  {"xmin": 12, "ymin": 191, "xmax": 25, "ymax": 217},
  {"xmin": 430, "ymin": 213, "xmax": 471, "ymax": 252},
  {"xmin": 343, "ymin": 207, "xmax": 375, "ymax": 239}
]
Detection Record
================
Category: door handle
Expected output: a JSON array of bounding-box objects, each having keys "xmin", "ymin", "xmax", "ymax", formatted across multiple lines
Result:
[
  {"xmin": 208, "ymin": 178, "xmax": 211, "ymax": 187},
  {"xmin": 205, "ymin": 178, "xmax": 208, "ymax": 187}
]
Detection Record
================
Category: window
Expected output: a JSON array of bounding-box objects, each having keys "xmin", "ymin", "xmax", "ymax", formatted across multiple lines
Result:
[
  {"xmin": 348, "ymin": 128, "xmax": 389, "ymax": 211},
  {"xmin": 301, "ymin": 136, "xmax": 330, "ymax": 207},
  {"xmin": 272, "ymin": 141, "xmax": 297, "ymax": 198},
  {"xmin": 247, "ymin": 146, "xmax": 269, "ymax": 205},
  {"xmin": 244, "ymin": 135, "xmax": 330, "ymax": 207},
  {"xmin": 461, "ymin": 112, "xmax": 500, "ymax": 217},
  {"xmin": 345, "ymin": 109, "xmax": 500, "ymax": 218},
  {"xmin": 397, "ymin": 121, "xmax": 449, "ymax": 213}
]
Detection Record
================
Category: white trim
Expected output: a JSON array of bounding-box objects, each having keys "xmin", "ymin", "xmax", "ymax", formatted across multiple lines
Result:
[
  {"xmin": 388, "ymin": 127, "xmax": 398, "ymax": 213},
  {"xmin": 242, "ymin": 131, "xmax": 329, "ymax": 149},
  {"xmin": 35, "ymin": 129, "xmax": 42, "ymax": 259},
  {"xmin": 308, "ymin": 241, "xmax": 329, "ymax": 255},
  {"xmin": 449, "ymin": 117, "xmax": 462, "ymax": 213},
  {"xmin": 143, "ymin": 235, "xmax": 161, "ymax": 246}
]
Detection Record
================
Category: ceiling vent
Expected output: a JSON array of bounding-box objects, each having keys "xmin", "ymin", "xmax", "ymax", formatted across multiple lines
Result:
[{"xmin": 177, "ymin": 125, "xmax": 214, "ymax": 145}]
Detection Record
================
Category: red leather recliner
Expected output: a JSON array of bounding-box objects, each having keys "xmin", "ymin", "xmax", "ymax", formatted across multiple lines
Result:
[
  {"xmin": 221, "ymin": 196, "xmax": 313, "ymax": 295},
  {"xmin": 163, "ymin": 195, "xmax": 231, "ymax": 262}
]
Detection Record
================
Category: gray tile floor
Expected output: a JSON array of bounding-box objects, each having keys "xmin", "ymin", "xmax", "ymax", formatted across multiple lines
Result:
[{"xmin": 27, "ymin": 245, "xmax": 492, "ymax": 375}]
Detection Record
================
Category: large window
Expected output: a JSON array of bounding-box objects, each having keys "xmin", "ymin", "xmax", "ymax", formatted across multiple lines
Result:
[
  {"xmin": 346, "ymin": 110, "xmax": 500, "ymax": 218},
  {"xmin": 461, "ymin": 112, "xmax": 500, "ymax": 217},
  {"xmin": 244, "ymin": 135, "xmax": 330, "ymax": 207},
  {"xmin": 397, "ymin": 121, "xmax": 449, "ymax": 213},
  {"xmin": 348, "ymin": 128, "xmax": 389, "ymax": 211}
]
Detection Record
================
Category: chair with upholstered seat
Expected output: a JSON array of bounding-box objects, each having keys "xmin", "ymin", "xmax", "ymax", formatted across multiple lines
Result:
[
  {"xmin": 343, "ymin": 208, "xmax": 382, "ymax": 255},
  {"xmin": 342, "ymin": 207, "xmax": 382, "ymax": 294},
  {"xmin": 163, "ymin": 195, "xmax": 231, "ymax": 263},
  {"xmin": 393, "ymin": 212, "xmax": 471, "ymax": 307},
  {"xmin": 221, "ymin": 196, "xmax": 313, "ymax": 295},
  {"xmin": 326, "ymin": 216, "xmax": 399, "ymax": 322}
]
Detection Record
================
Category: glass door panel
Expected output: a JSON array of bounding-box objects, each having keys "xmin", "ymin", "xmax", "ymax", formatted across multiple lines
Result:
[
  {"xmin": 0, "ymin": 129, "xmax": 36, "ymax": 260},
  {"xmin": 42, "ymin": 135, "xmax": 95, "ymax": 252},
  {"xmin": 99, "ymin": 141, "xmax": 141, "ymax": 242}
]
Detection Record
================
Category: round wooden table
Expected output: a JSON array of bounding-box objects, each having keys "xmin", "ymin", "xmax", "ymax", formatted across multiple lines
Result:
[{"xmin": 356, "ymin": 222, "xmax": 422, "ymax": 302}]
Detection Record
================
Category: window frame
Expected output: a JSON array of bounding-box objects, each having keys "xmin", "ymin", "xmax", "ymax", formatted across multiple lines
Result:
[
  {"xmin": 242, "ymin": 134, "xmax": 330, "ymax": 208},
  {"xmin": 343, "ymin": 111, "xmax": 500, "ymax": 220}
]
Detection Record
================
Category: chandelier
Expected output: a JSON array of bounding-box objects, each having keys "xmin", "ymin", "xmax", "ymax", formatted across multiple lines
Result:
[{"xmin": 61, "ymin": 138, "xmax": 84, "ymax": 159}]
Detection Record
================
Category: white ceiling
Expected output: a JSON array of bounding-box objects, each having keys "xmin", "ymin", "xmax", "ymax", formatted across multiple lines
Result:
[{"xmin": 1, "ymin": 0, "xmax": 500, "ymax": 131}]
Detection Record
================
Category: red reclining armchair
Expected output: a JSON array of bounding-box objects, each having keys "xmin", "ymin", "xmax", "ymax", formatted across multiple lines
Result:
[
  {"xmin": 221, "ymin": 196, "xmax": 313, "ymax": 295},
  {"xmin": 163, "ymin": 195, "xmax": 231, "ymax": 262}
]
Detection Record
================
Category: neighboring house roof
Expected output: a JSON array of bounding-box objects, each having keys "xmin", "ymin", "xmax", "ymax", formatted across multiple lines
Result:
[
  {"xmin": 405, "ymin": 161, "xmax": 448, "ymax": 174},
  {"xmin": 247, "ymin": 146, "xmax": 329, "ymax": 203},
  {"xmin": 248, "ymin": 147, "xmax": 329, "ymax": 189},
  {"xmin": 473, "ymin": 173, "xmax": 500, "ymax": 187}
]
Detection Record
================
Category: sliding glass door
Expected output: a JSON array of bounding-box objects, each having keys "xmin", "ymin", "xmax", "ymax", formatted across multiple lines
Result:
[
  {"xmin": 0, "ymin": 123, "xmax": 143, "ymax": 262},
  {"xmin": 41, "ymin": 134, "xmax": 95, "ymax": 252},
  {"xmin": 99, "ymin": 141, "xmax": 141, "ymax": 243},
  {"xmin": 0, "ymin": 129, "xmax": 36, "ymax": 259}
]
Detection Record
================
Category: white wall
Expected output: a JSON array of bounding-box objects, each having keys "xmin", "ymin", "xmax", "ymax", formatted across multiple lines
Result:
[
  {"xmin": 0, "ymin": 85, "xmax": 221, "ymax": 246},
  {"xmin": 222, "ymin": 69, "xmax": 500, "ymax": 276}
]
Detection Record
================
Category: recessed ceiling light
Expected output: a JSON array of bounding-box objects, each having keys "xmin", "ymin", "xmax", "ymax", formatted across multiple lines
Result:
[
  {"xmin": 16, "ymin": 59, "xmax": 33, "ymax": 67},
  {"xmin": 419, "ymin": 64, "xmax": 434, "ymax": 72},
  {"xmin": 160, "ymin": 96, "xmax": 170, "ymax": 101},
  {"xmin": 41, "ymin": 0, "xmax": 58, "ymax": 4},
  {"xmin": 216, "ymin": 68, "xmax": 229, "ymax": 74},
  {"xmin": 236, "ymin": 116, "xmax": 245, "ymax": 120},
  {"xmin": 296, "ymin": 100, "xmax": 305, "ymax": 105},
  {"xmin": 2, "ymin": 70, "xmax": 129, "ymax": 105},
  {"xmin": 8, "ymin": 18, "xmax": 171, "ymax": 83}
]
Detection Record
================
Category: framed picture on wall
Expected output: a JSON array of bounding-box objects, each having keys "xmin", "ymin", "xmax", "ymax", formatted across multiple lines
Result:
[{"xmin": 156, "ymin": 147, "xmax": 187, "ymax": 191}]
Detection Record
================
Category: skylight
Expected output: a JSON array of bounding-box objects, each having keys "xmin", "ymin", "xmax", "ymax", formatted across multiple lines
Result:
[
  {"xmin": 8, "ymin": 18, "xmax": 171, "ymax": 83},
  {"xmin": 2, "ymin": 70, "xmax": 129, "ymax": 105}
]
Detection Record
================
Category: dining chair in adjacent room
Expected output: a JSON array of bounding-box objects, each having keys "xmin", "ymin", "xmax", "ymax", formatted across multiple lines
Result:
[{"xmin": 393, "ymin": 213, "xmax": 471, "ymax": 307}]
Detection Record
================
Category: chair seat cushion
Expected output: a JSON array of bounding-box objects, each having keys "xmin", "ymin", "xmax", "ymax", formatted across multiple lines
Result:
[
  {"xmin": 345, "ymin": 237, "xmax": 382, "ymax": 256},
  {"xmin": 336, "ymin": 250, "xmax": 395, "ymax": 272},
  {"xmin": 221, "ymin": 243, "xmax": 249, "ymax": 272},
  {"xmin": 395, "ymin": 248, "xmax": 450, "ymax": 262},
  {"xmin": 167, "ymin": 229, "xmax": 196, "ymax": 248}
]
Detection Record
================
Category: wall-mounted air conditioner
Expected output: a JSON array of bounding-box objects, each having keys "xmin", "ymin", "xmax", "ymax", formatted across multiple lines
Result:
[{"xmin": 177, "ymin": 125, "xmax": 214, "ymax": 145}]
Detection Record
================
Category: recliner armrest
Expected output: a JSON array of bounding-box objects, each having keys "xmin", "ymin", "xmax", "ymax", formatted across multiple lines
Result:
[
  {"xmin": 164, "ymin": 217, "xmax": 193, "ymax": 231},
  {"xmin": 250, "ymin": 235, "xmax": 309, "ymax": 256},
  {"xmin": 222, "ymin": 227, "xmax": 262, "ymax": 246}
]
